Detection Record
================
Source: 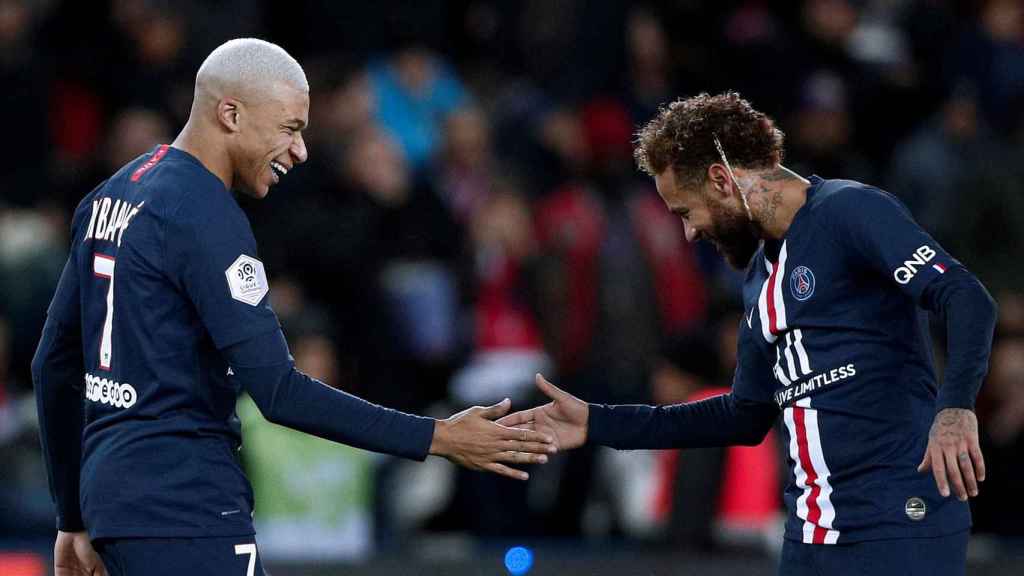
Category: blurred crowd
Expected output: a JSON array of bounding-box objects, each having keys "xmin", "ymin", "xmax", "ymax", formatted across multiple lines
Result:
[{"xmin": 2, "ymin": 0, "xmax": 1023, "ymax": 563}]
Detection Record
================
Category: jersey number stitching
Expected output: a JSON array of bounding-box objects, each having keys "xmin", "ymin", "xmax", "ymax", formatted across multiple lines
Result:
[
  {"xmin": 93, "ymin": 254, "xmax": 116, "ymax": 370},
  {"xmin": 234, "ymin": 543, "xmax": 257, "ymax": 576}
]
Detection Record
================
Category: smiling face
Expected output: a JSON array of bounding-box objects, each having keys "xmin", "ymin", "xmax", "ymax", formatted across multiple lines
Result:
[
  {"xmin": 654, "ymin": 168, "xmax": 760, "ymax": 269},
  {"xmin": 230, "ymin": 81, "xmax": 309, "ymax": 199}
]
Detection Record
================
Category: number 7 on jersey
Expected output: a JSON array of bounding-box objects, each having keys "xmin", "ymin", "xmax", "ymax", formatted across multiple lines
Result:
[{"xmin": 93, "ymin": 254, "xmax": 116, "ymax": 370}]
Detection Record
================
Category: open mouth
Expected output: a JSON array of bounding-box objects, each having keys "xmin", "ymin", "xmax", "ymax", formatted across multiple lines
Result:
[{"xmin": 270, "ymin": 161, "xmax": 289, "ymax": 183}]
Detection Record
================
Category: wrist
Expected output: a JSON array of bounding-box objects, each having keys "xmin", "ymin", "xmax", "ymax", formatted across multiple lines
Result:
[
  {"xmin": 57, "ymin": 513, "xmax": 85, "ymax": 533},
  {"xmin": 936, "ymin": 401, "xmax": 975, "ymax": 414},
  {"xmin": 429, "ymin": 418, "xmax": 450, "ymax": 456}
]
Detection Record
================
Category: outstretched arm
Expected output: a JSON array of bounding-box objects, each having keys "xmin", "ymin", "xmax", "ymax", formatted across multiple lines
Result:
[
  {"xmin": 225, "ymin": 329, "xmax": 554, "ymax": 480},
  {"xmin": 498, "ymin": 374, "xmax": 779, "ymax": 451}
]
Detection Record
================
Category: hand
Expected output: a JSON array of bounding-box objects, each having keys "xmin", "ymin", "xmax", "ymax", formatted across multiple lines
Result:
[
  {"xmin": 496, "ymin": 374, "xmax": 589, "ymax": 451},
  {"xmin": 917, "ymin": 408, "xmax": 986, "ymax": 501},
  {"xmin": 430, "ymin": 398, "xmax": 557, "ymax": 481},
  {"xmin": 54, "ymin": 530, "xmax": 107, "ymax": 576}
]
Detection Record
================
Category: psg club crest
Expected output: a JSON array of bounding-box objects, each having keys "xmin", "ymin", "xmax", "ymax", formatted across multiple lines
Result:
[{"xmin": 790, "ymin": 266, "xmax": 815, "ymax": 301}]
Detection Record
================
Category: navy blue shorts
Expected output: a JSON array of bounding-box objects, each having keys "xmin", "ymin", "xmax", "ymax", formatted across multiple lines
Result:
[
  {"xmin": 778, "ymin": 530, "xmax": 968, "ymax": 576},
  {"xmin": 94, "ymin": 536, "xmax": 265, "ymax": 576}
]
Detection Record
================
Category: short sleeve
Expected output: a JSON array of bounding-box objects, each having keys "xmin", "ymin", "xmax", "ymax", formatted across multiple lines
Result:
[
  {"xmin": 732, "ymin": 320, "xmax": 777, "ymax": 406},
  {"xmin": 165, "ymin": 193, "xmax": 280, "ymax": 349},
  {"xmin": 823, "ymin": 186, "xmax": 960, "ymax": 303}
]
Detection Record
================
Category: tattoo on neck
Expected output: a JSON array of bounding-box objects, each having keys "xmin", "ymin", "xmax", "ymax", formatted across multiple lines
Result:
[
  {"xmin": 746, "ymin": 169, "xmax": 793, "ymax": 227},
  {"xmin": 751, "ymin": 182, "xmax": 783, "ymax": 227},
  {"xmin": 764, "ymin": 188, "xmax": 783, "ymax": 226}
]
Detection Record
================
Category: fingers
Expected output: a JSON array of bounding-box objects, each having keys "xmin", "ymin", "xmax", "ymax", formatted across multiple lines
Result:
[
  {"xmin": 917, "ymin": 450, "xmax": 931, "ymax": 473},
  {"xmin": 958, "ymin": 450, "xmax": 979, "ymax": 498},
  {"xmin": 496, "ymin": 450, "xmax": 549, "ymax": 465},
  {"xmin": 970, "ymin": 442, "xmax": 986, "ymax": 483},
  {"xmin": 497, "ymin": 408, "xmax": 535, "ymax": 427},
  {"xmin": 504, "ymin": 439, "xmax": 556, "ymax": 455},
  {"xmin": 535, "ymin": 373, "xmax": 566, "ymax": 400},
  {"xmin": 476, "ymin": 398, "xmax": 512, "ymax": 420},
  {"xmin": 496, "ymin": 424, "xmax": 553, "ymax": 446},
  {"xmin": 925, "ymin": 444, "xmax": 983, "ymax": 500},
  {"xmin": 485, "ymin": 462, "xmax": 530, "ymax": 481},
  {"xmin": 943, "ymin": 448, "xmax": 968, "ymax": 501},
  {"xmin": 930, "ymin": 449, "xmax": 950, "ymax": 498}
]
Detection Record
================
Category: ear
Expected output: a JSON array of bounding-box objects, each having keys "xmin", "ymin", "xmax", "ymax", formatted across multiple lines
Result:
[
  {"xmin": 706, "ymin": 164, "xmax": 732, "ymax": 200},
  {"xmin": 216, "ymin": 98, "xmax": 243, "ymax": 133}
]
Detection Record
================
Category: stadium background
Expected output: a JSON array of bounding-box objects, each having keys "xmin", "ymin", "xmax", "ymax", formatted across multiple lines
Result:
[{"xmin": 1, "ymin": 0, "xmax": 1023, "ymax": 574}]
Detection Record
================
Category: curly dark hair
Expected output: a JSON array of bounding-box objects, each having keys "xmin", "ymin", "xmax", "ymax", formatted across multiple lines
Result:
[{"xmin": 634, "ymin": 92, "xmax": 785, "ymax": 185}]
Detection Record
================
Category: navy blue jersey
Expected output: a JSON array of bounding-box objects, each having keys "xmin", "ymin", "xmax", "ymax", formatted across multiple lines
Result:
[
  {"xmin": 48, "ymin": 145, "xmax": 279, "ymax": 538},
  {"xmin": 95, "ymin": 536, "xmax": 266, "ymax": 576},
  {"xmin": 735, "ymin": 176, "xmax": 969, "ymax": 544},
  {"xmin": 35, "ymin": 144, "xmax": 434, "ymax": 538},
  {"xmin": 588, "ymin": 174, "xmax": 993, "ymax": 547}
]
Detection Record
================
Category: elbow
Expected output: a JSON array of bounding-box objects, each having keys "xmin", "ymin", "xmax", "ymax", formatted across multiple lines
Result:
[
  {"xmin": 246, "ymin": 379, "xmax": 294, "ymax": 428},
  {"xmin": 235, "ymin": 363, "xmax": 295, "ymax": 427},
  {"xmin": 259, "ymin": 405, "xmax": 278, "ymax": 425},
  {"xmin": 967, "ymin": 278, "xmax": 999, "ymax": 333},
  {"xmin": 249, "ymin": 391, "xmax": 283, "ymax": 425},
  {"xmin": 735, "ymin": 408, "xmax": 776, "ymax": 446},
  {"xmin": 984, "ymin": 287, "xmax": 998, "ymax": 325},
  {"xmin": 30, "ymin": 352, "xmax": 45, "ymax": 388},
  {"xmin": 966, "ymin": 272, "xmax": 998, "ymax": 323},
  {"xmin": 30, "ymin": 339, "xmax": 51, "ymax": 389},
  {"xmin": 31, "ymin": 316, "xmax": 64, "ymax": 388},
  {"xmin": 736, "ymin": 426, "xmax": 771, "ymax": 447}
]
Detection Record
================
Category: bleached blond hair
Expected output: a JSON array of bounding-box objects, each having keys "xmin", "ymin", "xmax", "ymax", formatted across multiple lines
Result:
[{"xmin": 195, "ymin": 38, "xmax": 308, "ymax": 101}]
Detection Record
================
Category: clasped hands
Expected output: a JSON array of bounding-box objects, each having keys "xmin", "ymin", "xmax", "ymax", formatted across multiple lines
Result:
[{"xmin": 430, "ymin": 374, "xmax": 589, "ymax": 481}]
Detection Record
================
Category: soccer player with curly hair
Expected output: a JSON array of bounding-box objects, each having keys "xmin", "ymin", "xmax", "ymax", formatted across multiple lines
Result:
[{"xmin": 502, "ymin": 92, "xmax": 997, "ymax": 576}]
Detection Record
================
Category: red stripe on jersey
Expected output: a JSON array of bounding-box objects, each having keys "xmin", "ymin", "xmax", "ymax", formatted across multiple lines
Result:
[
  {"xmin": 794, "ymin": 406, "xmax": 827, "ymax": 544},
  {"xmin": 766, "ymin": 261, "xmax": 780, "ymax": 335},
  {"xmin": 130, "ymin": 144, "xmax": 170, "ymax": 182}
]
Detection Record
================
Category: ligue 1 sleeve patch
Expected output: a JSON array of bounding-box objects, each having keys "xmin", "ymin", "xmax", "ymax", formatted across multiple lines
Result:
[{"xmin": 225, "ymin": 255, "xmax": 269, "ymax": 306}]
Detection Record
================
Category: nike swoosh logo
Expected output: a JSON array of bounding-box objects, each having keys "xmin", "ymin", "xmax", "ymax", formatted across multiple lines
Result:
[{"xmin": 747, "ymin": 307, "xmax": 755, "ymax": 328}]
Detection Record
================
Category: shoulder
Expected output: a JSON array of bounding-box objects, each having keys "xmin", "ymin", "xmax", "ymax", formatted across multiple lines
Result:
[
  {"xmin": 134, "ymin": 158, "xmax": 255, "ymax": 255},
  {"xmin": 806, "ymin": 178, "xmax": 913, "ymax": 229},
  {"xmin": 71, "ymin": 179, "xmax": 109, "ymax": 228},
  {"xmin": 133, "ymin": 157, "xmax": 246, "ymax": 232}
]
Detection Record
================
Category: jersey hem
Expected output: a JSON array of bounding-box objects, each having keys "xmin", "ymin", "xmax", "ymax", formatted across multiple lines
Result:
[
  {"xmin": 783, "ymin": 522, "xmax": 970, "ymax": 545},
  {"xmin": 88, "ymin": 524, "xmax": 256, "ymax": 540}
]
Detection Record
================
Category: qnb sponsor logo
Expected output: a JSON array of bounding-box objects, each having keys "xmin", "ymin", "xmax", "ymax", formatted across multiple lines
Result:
[
  {"xmin": 84, "ymin": 373, "xmax": 138, "ymax": 409},
  {"xmin": 893, "ymin": 245, "xmax": 936, "ymax": 285}
]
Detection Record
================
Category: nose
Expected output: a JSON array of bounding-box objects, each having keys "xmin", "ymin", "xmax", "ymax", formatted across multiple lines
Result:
[
  {"xmin": 683, "ymin": 221, "xmax": 700, "ymax": 243},
  {"xmin": 290, "ymin": 132, "xmax": 308, "ymax": 164}
]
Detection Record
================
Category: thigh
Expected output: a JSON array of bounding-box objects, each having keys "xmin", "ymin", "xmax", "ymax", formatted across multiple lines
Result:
[
  {"xmin": 778, "ymin": 538, "xmax": 823, "ymax": 576},
  {"xmin": 817, "ymin": 531, "xmax": 969, "ymax": 576},
  {"xmin": 96, "ymin": 536, "xmax": 266, "ymax": 576}
]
